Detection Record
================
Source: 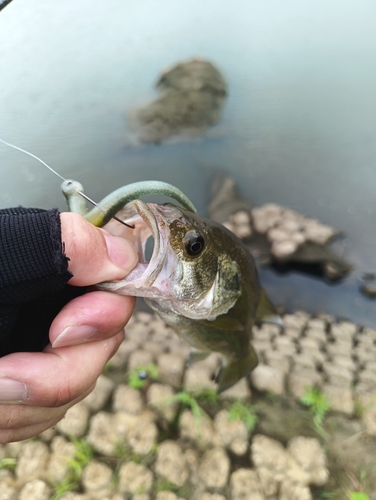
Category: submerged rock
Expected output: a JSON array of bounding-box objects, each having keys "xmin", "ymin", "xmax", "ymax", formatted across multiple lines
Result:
[
  {"xmin": 209, "ymin": 173, "xmax": 253, "ymax": 228},
  {"xmin": 129, "ymin": 58, "xmax": 227, "ymax": 143},
  {"xmin": 209, "ymin": 174, "xmax": 352, "ymax": 281},
  {"xmin": 360, "ymin": 283, "xmax": 376, "ymax": 299}
]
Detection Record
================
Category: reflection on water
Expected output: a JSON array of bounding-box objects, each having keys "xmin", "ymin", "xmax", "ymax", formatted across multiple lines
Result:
[{"xmin": 1, "ymin": 0, "xmax": 376, "ymax": 326}]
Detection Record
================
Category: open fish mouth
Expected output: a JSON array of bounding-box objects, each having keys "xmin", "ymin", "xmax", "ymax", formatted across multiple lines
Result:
[{"xmin": 100, "ymin": 200, "xmax": 174, "ymax": 297}]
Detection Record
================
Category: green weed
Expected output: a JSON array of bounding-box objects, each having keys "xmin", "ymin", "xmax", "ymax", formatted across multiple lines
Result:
[
  {"xmin": 345, "ymin": 469, "xmax": 371, "ymax": 500},
  {"xmin": 0, "ymin": 457, "xmax": 17, "ymax": 471},
  {"xmin": 113, "ymin": 441, "xmax": 142, "ymax": 464},
  {"xmin": 349, "ymin": 493, "xmax": 371, "ymax": 500},
  {"xmin": 228, "ymin": 400, "xmax": 258, "ymax": 431},
  {"xmin": 300, "ymin": 386, "xmax": 330, "ymax": 438},
  {"xmin": 319, "ymin": 490, "xmax": 371, "ymax": 500},
  {"xmin": 51, "ymin": 436, "xmax": 94, "ymax": 500},
  {"xmin": 154, "ymin": 478, "xmax": 191, "ymax": 498},
  {"xmin": 195, "ymin": 388, "xmax": 220, "ymax": 405},
  {"xmin": 51, "ymin": 476, "xmax": 80, "ymax": 500},
  {"xmin": 168, "ymin": 389, "xmax": 204, "ymax": 420},
  {"xmin": 127, "ymin": 363, "xmax": 159, "ymax": 390},
  {"xmin": 155, "ymin": 478, "xmax": 176, "ymax": 492}
]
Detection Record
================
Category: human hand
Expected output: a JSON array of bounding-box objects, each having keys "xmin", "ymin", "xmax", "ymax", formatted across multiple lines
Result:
[{"xmin": 0, "ymin": 212, "xmax": 138, "ymax": 443}]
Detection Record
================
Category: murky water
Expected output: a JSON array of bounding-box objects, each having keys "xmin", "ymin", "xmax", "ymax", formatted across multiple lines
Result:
[{"xmin": 1, "ymin": 0, "xmax": 376, "ymax": 326}]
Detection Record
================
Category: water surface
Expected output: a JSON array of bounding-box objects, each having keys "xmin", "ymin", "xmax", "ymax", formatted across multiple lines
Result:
[{"xmin": 1, "ymin": 0, "xmax": 376, "ymax": 325}]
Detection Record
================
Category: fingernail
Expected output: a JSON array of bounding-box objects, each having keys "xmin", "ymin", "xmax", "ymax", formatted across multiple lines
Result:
[
  {"xmin": 103, "ymin": 234, "xmax": 138, "ymax": 273},
  {"xmin": 0, "ymin": 378, "xmax": 28, "ymax": 403},
  {"xmin": 52, "ymin": 325, "xmax": 97, "ymax": 348}
]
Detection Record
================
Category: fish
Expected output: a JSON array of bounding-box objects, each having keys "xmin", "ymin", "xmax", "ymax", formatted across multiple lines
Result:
[
  {"xmin": 98, "ymin": 198, "xmax": 280, "ymax": 392},
  {"xmin": 0, "ymin": 138, "xmax": 279, "ymax": 390}
]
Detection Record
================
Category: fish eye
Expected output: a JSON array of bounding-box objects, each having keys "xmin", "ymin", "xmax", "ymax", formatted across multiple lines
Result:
[{"xmin": 184, "ymin": 231, "xmax": 205, "ymax": 257}]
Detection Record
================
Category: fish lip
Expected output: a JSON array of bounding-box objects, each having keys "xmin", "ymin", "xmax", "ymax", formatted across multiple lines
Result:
[
  {"xmin": 120, "ymin": 200, "xmax": 168, "ymax": 288},
  {"xmin": 135, "ymin": 200, "xmax": 164, "ymax": 285}
]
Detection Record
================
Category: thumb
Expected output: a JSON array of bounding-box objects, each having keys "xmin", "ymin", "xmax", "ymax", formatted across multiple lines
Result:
[{"xmin": 60, "ymin": 212, "xmax": 138, "ymax": 286}]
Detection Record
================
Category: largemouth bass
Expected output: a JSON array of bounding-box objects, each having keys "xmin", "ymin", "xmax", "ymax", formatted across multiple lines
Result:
[
  {"xmin": 0, "ymin": 136, "xmax": 278, "ymax": 390},
  {"xmin": 98, "ymin": 199, "xmax": 280, "ymax": 392}
]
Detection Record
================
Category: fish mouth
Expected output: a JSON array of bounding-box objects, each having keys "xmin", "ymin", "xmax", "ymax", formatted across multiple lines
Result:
[{"xmin": 100, "ymin": 200, "xmax": 173, "ymax": 296}]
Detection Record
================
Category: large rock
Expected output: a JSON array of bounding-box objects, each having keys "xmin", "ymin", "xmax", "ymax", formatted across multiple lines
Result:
[
  {"xmin": 15, "ymin": 441, "xmax": 50, "ymax": 486},
  {"xmin": 82, "ymin": 375, "xmax": 115, "ymax": 412},
  {"xmin": 146, "ymin": 383, "xmax": 177, "ymax": 422},
  {"xmin": 87, "ymin": 409, "xmax": 157, "ymax": 457},
  {"xmin": 56, "ymin": 401, "xmax": 91, "ymax": 438},
  {"xmin": 197, "ymin": 494, "xmax": 227, "ymax": 500},
  {"xmin": 157, "ymin": 353, "xmax": 186, "ymax": 388},
  {"xmin": 155, "ymin": 493, "xmax": 185, "ymax": 500},
  {"xmin": 287, "ymin": 436, "xmax": 329, "ymax": 486},
  {"xmin": 0, "ymin": 481, "xmax": 17, "ymax": 500},
  {"xmin": 128, "ymin": 349, "xmax": 155, "ymax": 371},
  {"xmin": 279, "ymin": 479, "xmax": 312, "ymax": 500},
  {"xmin": 264, "ymin": 349, "xmax": 291, "ymax": 375},
  {"xmin": 288, "ymin": 368, "xmax": 322, "ymax": 399},
  {"xmin": 129, "ymin": 58, "xmax": 227, "ymax": 143},
  {"xmin": 220, "ymin": 378, "xmax": 251, "ymax": 400},
  {"xmin": 126, "ymin": 416, "xmax": 158, "ymax": 456},
  {"xmin": 230, "ymin": 469, "xmax": 265, "ymax": 500},
  {"xmin": 198, "ymin": 447, "xmax": 230, "ymax": 490},
  {"xmin": 87, "ymin": 412, "xmax": 117, "ymax": 456},
  {"xmin": 179, "ymin": 409, "xmax": 217, "ymax": 449},
  {"xmin": 47, "ymin": 436, "xmax": 76, "ymax": 483},
  {"xmin": 110, "ymin": 339, "xmax": 139, "ymax": 369},
  {"xmin": 154, "ymin": 441, "xmax": 189, "ymax": 487},
  {"xmin": 117, "ymin": 461, "xmax": 153, "ymax": 495},
  {"xmin": 257, "ymin": 467, "xmax": 279, "ymax": 497},
  {"xmin": 362, "ymin": 403, "xmax": 376, "ymax": 437},
  {"xmin": 112, "ymin": 384, "xmax": 145, "ymax": 414},
  {"xmin": 214, "ymin": 409, "xmax": 249, "ymax": 456},
  {"xmin": 251, "ymin": 435, "xmax": 288, "ymax": 482},
  {"xmin": 18, "ymin": 479, "xmax": 50, "ymax": 500},
  {"xmin": 322, "ymin": 384, "xmax": 354, "ymax": 415},
  {"xmin": 81, "ymin": 461, "xmax": 113, "ymax": 499},
  {"xmin": 251, "ymin": 364, "xmax": 285, "ymax": 395}
]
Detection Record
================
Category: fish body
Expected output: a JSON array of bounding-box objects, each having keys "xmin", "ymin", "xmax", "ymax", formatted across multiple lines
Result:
[{"xmin": 99, "ymin": 200, "xmax": 279, "ymax": 392}]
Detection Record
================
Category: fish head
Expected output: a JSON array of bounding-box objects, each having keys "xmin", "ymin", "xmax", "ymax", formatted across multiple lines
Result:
[{"xmin": 99, "ymin": 200, "xmax": 242, "ymax": 320}]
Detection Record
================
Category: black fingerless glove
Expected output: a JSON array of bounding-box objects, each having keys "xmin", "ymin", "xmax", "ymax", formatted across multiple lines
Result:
[{"xmin": 0, "ymin": 207, "xmax": 86, "ymax": 356}]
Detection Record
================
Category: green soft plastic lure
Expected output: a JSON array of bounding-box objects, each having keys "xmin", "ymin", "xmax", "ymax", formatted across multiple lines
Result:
[{"xmin": 60, "ymin": 179, "xmax": 197, "ymax": 227}]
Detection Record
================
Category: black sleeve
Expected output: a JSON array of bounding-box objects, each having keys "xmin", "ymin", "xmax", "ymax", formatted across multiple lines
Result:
[{"xmin": 0, "ymin": 207, "xmax": 87, "ymax": 356}]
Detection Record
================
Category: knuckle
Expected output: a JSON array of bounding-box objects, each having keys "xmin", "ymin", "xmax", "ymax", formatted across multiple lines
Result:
[{"xmin": 52, "ymin": 381, "xmax": 75, "ymax": 407}]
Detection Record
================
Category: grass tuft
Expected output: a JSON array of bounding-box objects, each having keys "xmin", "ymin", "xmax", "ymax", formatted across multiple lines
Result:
[{"xmin": 228, "ymin": 400, "xmax": 258, "ymax": 431}]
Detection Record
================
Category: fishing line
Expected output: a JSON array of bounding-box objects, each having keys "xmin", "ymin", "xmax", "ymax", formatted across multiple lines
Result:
[
  {"xmin": 0, "ymin": 138, "xmax": 67, "ymax": 181},
  {"xmin": 0, "ymin": 138, "xmax": 134, "ymax": 228}
]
